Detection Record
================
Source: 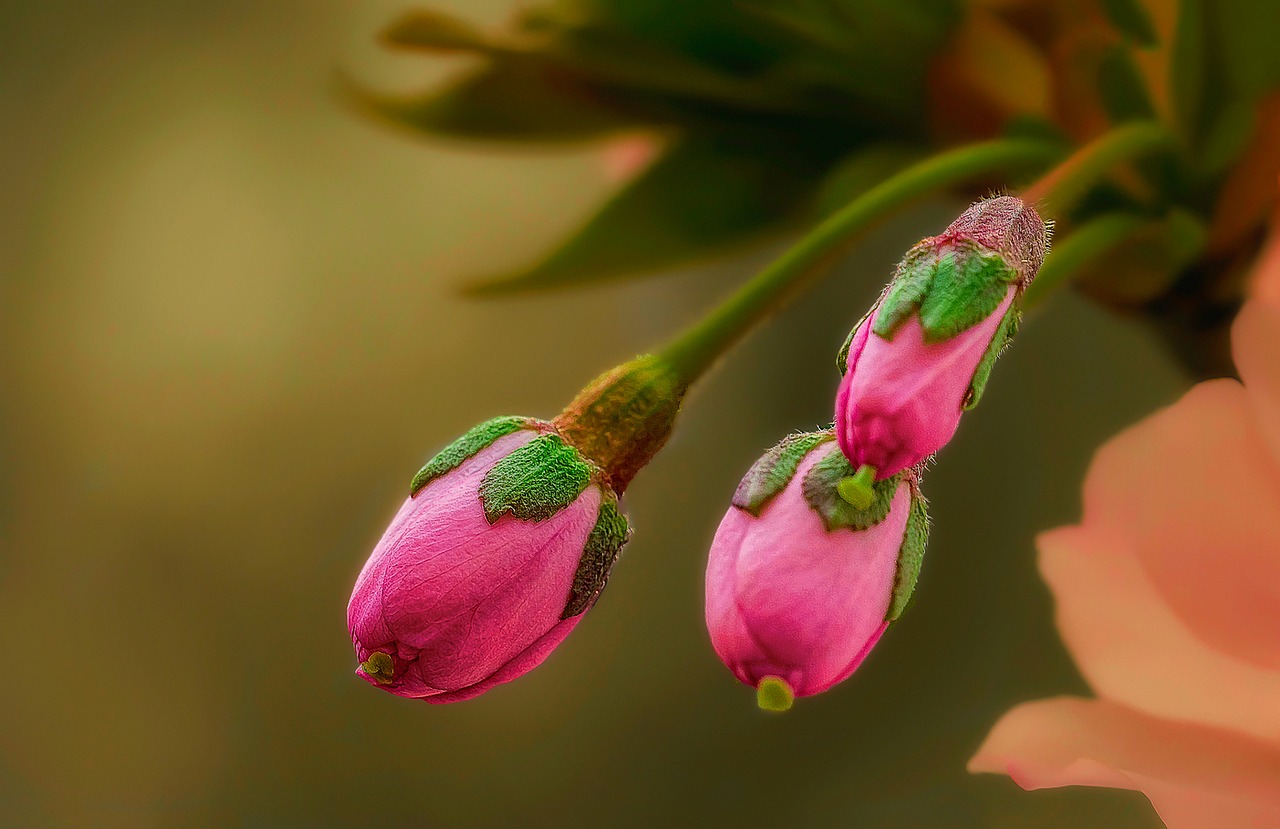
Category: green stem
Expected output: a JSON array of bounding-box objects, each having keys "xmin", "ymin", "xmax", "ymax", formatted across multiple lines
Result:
[
  {"xmin": 1020, "ymin": 120, "xmax": 1173, "ymax": 215},
  {"xmin": 655, "ymin": 138, "xmax": 1061, "ymax": 382},
  {"xmin": 1023, "ymin": 213, "xmax": 1147, "ymax": 309}
]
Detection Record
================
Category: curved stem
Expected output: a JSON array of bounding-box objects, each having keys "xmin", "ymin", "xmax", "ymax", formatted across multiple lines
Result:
[
  {"xmin": 1021, "ymin": 120, "xmax": 1173, "ymax": 215},
  {"xmin": 1023, "ymin": 213, "xmax": 1147, "ymax": 310},
  {"xmin": 656, "ymin": 138, "xmax": 1061, "ymax": 383}
]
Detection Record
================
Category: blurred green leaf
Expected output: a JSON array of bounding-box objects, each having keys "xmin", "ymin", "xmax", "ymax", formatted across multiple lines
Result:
[
  {"xmin": 1099, "ymin": 0, "xmax": 1159, "ymax": 47},
  {"xmin": 1098, "ymin": 46, "xmax": 1156, "ymax": 123},
  {"xmin": 1171, "ymin": 0, "xmax": 1280, "ymax": 155},
  {"xmin": 740, "ymin": 0, "xmax": 961, "ymax": 126},
  {"xmin": 1211, "ymin": 0, "xmax": 1280, "ymax": 96},
  {"xmin": 1196, "ymin": 99, "xmax": 1256, "ymax": 178},
  {"xmin": 576, "ymin": 0, "xmax": 791, "ymax": 71},
  {"xmin": 342, "ymin": 57, "xmax": 646, "ymax": 143},
  {"xmin": 1169, "ymin": 0, "xmax": 1205, "ymax": 144},
  {"xmin": 382, "ymin": 9, "xmax": 494, "ymax": 52},
  {"xmin": 464, "ymin": 136, "xmax": 825, "ymax": 293}
]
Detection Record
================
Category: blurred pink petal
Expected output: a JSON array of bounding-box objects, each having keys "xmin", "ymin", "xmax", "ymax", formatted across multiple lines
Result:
[
  {"xmin": 1234, "ymin": 300, "xmax": 1280, "ymax": 467},
  {"xmin": 970, "ymin": 697, "xmax": 1280, "ymax": 829},
  {"xmin": 1079, "ymin": 379, "xmax": 1280, "ymax": 670},
  {"xmin": 974, "ymin": 234, "xmax": 1280, "ymax": 824},
  {"xmin": 1039, "ymin": 527, "xmax": 1280, "ymax": 742},
  {"xmin": 1247, "ymin": 177, "xmax": 1280, "ymax": 306}
]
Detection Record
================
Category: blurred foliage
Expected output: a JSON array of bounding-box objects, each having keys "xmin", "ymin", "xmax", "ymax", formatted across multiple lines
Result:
[{"xmin": 353, "ymin": 0, "xmax": 1280, "ymax": 376}]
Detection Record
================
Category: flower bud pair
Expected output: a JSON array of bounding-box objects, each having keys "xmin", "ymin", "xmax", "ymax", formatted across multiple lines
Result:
[
  {"xmin": 705, "ymin": 432, "xmax": 928, "ymax": 709},
  {"xmin": 835, "ymin": 196, "xmax": 1048, "ymax": 487}
]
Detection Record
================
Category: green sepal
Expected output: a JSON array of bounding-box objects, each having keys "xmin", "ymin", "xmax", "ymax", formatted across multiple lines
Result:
[
  {"xmin": 871, "ymin": 243, "xmax": 934, "ymax": 338},
  {"xmin": 411, "ymin": 416, "xmax": 531, "ymax": 496},
  {"xmin": 732, "ymin": 431, "xmax": 833, "ymax": 516},
  {"xmin": 963, "ymin": 302, "xmax": 1021, "ymax": 411},
  {"xmin": 886, "ymin": 485, "xmax": 929, "ymax": 621},
  {"xmin": 562, "ymin": 496, "xmax": 631, "ymax": 619},
  {"xmin": 873, "ymin": 242, "xmax": 1018, "ymax": 345},
  {"xmin": 835, "ymin": 307, "xmax": 874, "ymax": 376},
  {"xmin": 478, "ymin": 434, "xmax": 592, "ymax": 524},
  {"xmin": 801, "ymin": 449, "xmax": 901, "ymax": 532}
]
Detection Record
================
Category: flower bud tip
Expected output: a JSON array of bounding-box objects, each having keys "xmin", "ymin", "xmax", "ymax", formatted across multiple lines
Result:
[
  {"xmin": 756, "ymin": 677, "xmax": 795, "ymax": 712},
  {"xmin": 837, "ymin": 465, "xmax": 877, "ymax": 509},
  {"xmin": 360, "ymin": 652, "xmax": 395, "ymax": 685}
]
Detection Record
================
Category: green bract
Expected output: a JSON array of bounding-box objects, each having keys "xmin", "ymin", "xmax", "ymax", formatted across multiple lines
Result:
[
  {"xmin": 887, "ymin": 488, "xmax": 930, "ymax": 621},
  {"xmin": 801, "ymin": 449, "xmax": 902, "ymax": 532},
  {"xmin": 410, "ymin": 416, "xmax": 531, "ymax": 496},
  {"xmin": 732, "ymin": 431, "xmax": 833, "ymax": 516},
  {"xmin": 873, "ymin": 241, "xmax": 1020, "ymax": 344},
  {"xmin": 964, "ymin": 303, "xmax": 1022, "ymax": 411},
  {"xmin": 563, "ymin": 497, "xmax": 631, "ymax": 618},
  {"xmin": 479, "ymin": 434, "xmax": 594, "ymax": 524}
]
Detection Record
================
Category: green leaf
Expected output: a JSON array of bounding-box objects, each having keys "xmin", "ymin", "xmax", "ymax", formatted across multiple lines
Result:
[
  {"xmin": 465, "ymin": 135, "xmax": 820, "ymax": 293},
  {"xmin": 1098, "ymin": 46, "xmax": 1156, "ymax": 123},
  {"xmin": 1169, "ymin": 0, "xmax": 1205, "ymax": 143},
  {"xmin": 1196, "ymin": 99, "xmax": 1256, "ymax": 178},
  {"xmin": 562, "ymin": 496, "xmax": 630, "ymax": 618},
  {"xmin": 381, "ymin": 9, "xmax": 493, "ymax": 52},
  {"xmin": 1100, "ymin": 0, "xmax": 1159, "ymax": 47},
  {"xmin": 887, "ymin": 485, "xmax": 929, "ymax": 621},
  {"xmin": 801, "ymin": 448, "xmax": 902, "ymax": 532},
  {"xmin": 410, "ymin": 416, "xmax": 530, "ymax": 496},
  {"xmin": 1168, "ymin": 0, "xmax": 1280, "ymax": 154},
  {"xmin": 963, "ymin": 303, "xmax": 1020, "ymax": 411},
  {"xmin": 342, "ymin": 57, "xmax": 644, "ymax": 143},
  {"xmin": 479, "ymin": 434, "xmax": 593, "ymax": 523},
  {"xmin": 1212, "ymin": 0, "xmax": 1280, "ymax": 97},
  {"xmin": 732, "ymin": 431, "xmax": 833, "ymax": 516}
]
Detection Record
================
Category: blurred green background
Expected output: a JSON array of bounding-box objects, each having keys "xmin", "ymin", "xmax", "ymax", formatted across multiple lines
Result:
[{"xmin": 2, "ymin": 2, "xmax": 1188, "ymax": 827}]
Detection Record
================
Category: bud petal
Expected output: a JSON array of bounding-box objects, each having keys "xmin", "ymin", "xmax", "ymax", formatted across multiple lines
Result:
[
  {"xmin": 836, "ymin": 196, "xmax": 1047, "ymax": 476},
  {"xmin": 705, "ymin": 433, "xmax": 929, "ymax": 702},
  {"xmin": 349, "ymin": 421, "xmax": 630, "ymax": 703}
]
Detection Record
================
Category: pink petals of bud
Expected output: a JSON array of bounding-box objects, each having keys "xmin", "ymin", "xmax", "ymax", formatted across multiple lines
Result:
[
  {"xmin": 348, "ymin": 423, "xmax": 629, "ymax": 703},
  {"xmin": 835, "ymin": 197, "xmax": 1047, "ymax": 478},
  {"xmin": 705, "ymin": 437, "xmax": 925, "ymax": 706}
]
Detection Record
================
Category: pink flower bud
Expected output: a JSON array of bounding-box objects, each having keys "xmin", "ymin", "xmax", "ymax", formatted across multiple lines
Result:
[
  {"xmin": 348, "ymin": 417, "xmax": 629, "ymax": 703},
  {"xmin": 835, "ymin": 196, "xmax": 1048, "ymax": 480},
  {"xmin": 705, "ymin": 432, "xmax": 928, "ymax": 707}
]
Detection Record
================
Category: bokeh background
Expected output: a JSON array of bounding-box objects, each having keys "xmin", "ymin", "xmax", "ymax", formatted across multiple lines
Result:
[{"xmin": 2, "ymin": 2, "xmax": 1191, "ymax": 826}]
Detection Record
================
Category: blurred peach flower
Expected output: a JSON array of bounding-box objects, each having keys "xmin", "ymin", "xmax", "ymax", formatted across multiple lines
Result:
[{"xmin": 969, "ymin": 214, "xmax": 1280, "ymax": 827}]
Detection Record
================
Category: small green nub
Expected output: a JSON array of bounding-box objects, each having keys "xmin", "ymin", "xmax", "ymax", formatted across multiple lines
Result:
[
  {"xmin": 360, "ymin": 652, "xmax": 395, "ymax": 685},
  {"xmin": 837, "ymin": 465, "xmax": 877, "ymax": 509},
  {"xmin": 756, "ymin": 676, "xmax": 795, "ymax": 712}
]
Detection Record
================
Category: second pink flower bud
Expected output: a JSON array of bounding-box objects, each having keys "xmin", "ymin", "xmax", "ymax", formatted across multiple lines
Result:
[
  {"xmin": 705, "ymin": 431, "xmax": 928, "ymax": 709},
  {"xmin": 835, "ymin": 196, "xmax": 1049, "ymax": 488}
]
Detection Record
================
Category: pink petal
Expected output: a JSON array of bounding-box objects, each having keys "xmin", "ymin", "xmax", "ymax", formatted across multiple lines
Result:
[
  {"xmin": 970, "ymin": 697, "xmax": 1280, "ymax": 829},
  {"xmin": 1234, "ymin": 300, "xmax": 1280, "ymax": 468},
  {"xmin": 1247, "ymin": 189, "xmax": 1280, "ymax": 306},
  {"xmin": 1080, "ymin": 380, "xmax": 1280, "ymax": 671},
  {"xmin": 1039, "ymin": 527, "xmax": 1280, "ymax": 743},
  {"xmin": 705, "ymin": 446, "xmax": 904, "ymax": 696},
  {"xmin": 836, "ymin": 286, "xmax": 1014, "ymax": 475}
]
